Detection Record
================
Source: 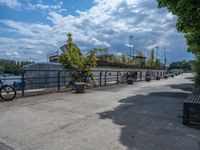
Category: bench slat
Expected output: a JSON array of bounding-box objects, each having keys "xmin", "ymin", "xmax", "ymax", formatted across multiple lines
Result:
[{"xmin": 185, "ymin": 93, "xmax": 200, "ymax": 104}]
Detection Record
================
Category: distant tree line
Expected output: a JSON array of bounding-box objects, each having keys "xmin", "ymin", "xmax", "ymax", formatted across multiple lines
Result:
[
  {"xmin": 168, "ymin": 60, "xmax": 194, "ymax": 71},
  {"xmin": 0, "ymin": 59, "xmax": 34, "ymax": 75}
]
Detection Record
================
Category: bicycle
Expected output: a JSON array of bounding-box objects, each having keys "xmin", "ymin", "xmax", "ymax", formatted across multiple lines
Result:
[{"xmin": 0, "ymin": 79, "xmax": 17, "ymax": 101}]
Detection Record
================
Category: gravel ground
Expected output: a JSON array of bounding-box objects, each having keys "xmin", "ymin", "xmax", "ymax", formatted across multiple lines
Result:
[{"xmin": 0, "ymin": 73, "xmax": 199, "ymax": 150}]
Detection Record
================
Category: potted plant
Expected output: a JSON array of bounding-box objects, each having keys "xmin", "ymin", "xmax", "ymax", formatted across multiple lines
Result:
[
  {"xmin": 156, "ymin": 76, "xmax": 160, "ymax": 80},
  {"xmin": 126, "ymin": 71, "xmax": 134, "ymax": 85},
  {"xmin": 127, "ymin": 78, "xmax": 134, "ymax": 85},
  {"xmin": 60, "ymin": 33, "xmax": 98, "ymax": 93},
  {"xmin": 145, "ymin": 71, "xmax": 151, "ymax": 82}
]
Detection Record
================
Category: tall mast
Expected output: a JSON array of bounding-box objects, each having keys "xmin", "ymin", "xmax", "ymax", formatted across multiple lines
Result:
[{"xmin": 164, "ymin": 48, "xmax": 167, "ymax": 69}]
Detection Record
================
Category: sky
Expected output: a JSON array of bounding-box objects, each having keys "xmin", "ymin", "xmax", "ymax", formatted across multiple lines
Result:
[{"xmin": 0, "ymin": 0, "xmax": 194, "ymax": 64}]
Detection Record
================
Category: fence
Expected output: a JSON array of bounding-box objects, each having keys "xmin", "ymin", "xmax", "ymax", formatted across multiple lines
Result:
[{"xmin": 0, "ymin": 69, "xmax": 167, "ymax": 97}]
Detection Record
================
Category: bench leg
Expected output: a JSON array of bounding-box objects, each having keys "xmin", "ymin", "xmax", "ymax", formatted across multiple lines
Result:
[{"xmin": 183, "ymin": 103, "xmax": 190, "ymax": 125}]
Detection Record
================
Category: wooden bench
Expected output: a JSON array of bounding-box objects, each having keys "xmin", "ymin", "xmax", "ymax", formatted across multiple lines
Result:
[{"xmin": 183, "ymin": 91, "xmax": 200, "ymax": 125}]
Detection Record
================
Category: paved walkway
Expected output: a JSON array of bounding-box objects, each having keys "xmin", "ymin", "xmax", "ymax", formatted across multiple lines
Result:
[{"xmin": 0, "ymin": 73, "xmax": 199, "ymax": 150}]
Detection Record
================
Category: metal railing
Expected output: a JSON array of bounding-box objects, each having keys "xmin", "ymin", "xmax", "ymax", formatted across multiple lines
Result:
[{"xmin": 0, "ymin": 69, "xmax": 167, "ymax": 97}]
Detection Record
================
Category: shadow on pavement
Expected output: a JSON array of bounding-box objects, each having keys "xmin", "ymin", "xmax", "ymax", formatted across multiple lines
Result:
[
  {"xmin": 98, "ymin": 91, "xmax": 199, "ymax": 150},
  {"xmin": 170, "ymin": 83, "xmax": 193, "ymax": 92},
  {"xmin": 184, "ymin": 77, "xmax": 194, "ymax": 80}
]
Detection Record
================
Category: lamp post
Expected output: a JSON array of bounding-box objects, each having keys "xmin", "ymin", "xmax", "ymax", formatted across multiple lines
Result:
[
  {"xmin": 155, "ymin": 46, "xmax": 159, "ymax": 60},
  {"xmin": 155, "ymin": 46, "xmax": 159, "ymax": 67},
  {"xmin": 164, "ymin": 48, "xmax": 167, "ymax": 70},
  {"xmin": 129, "ymin": 35, "xmax": 133, "ymax": 57}
]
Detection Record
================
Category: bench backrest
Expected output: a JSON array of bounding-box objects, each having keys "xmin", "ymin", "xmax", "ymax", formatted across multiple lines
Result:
[{"xmin": 185, "ymin": 93, "xmax": 200, "ymax": 104}]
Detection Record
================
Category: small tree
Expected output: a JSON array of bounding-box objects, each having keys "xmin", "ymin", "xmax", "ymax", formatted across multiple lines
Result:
[
  {"xmin": 97, "ymin": 47, "xmax": 109, "ymax": 56},
  {"xmin": 60, "ymin": 33, "xmax": 98, "ymax": 85},
  {"xmin": 120, "ymin": 53, "xmax": 128, "ymax": 64},
  {"xmin": 146, "ymin": 49, "xmax": 156, "ymax": 68},
  {"xmin": 135, "ymin": 50, "xmax": 145, "ymax": 57}
]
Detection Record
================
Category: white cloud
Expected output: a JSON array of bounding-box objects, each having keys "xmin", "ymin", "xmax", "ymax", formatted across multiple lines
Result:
[
  {"xmin": 0, "ymin": 0, "xmax": 67, "ymax": 12},
  {"xmin": 0, "ymin": 0, "xmax": 193, "ymax": 63},
  {"xmin": 27, "ymin": 1, "xmax": 65, "ymax": 12},
  {"xmin": 0, "ymin": 0, "xmax": 21, "ymax": 9},
  {"xmin": 126, "ymin": 44, "xmax": 134, "ymax": 48}
]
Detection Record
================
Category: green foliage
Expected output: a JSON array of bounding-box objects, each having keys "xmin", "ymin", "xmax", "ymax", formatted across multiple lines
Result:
[
  {"xmin": 194, "ymin": 55, "xmax": 200, "ymax": 88},
  {"xmin": 60, "ymin": 33, "xmax": 84, "ymax": 70},
  {"xmin": 60, "ymin": 33, "xmax": 99, "ymax": 84},
  {"xmin": 135, "ymin": 50, "xmax": 145, "ymax": 57},
  {"xmin": 119, "ymin": 53, "xmax": 128, "ymax": 64},
  {"xmin": 157, "ymin": 0, "xmax": 200, "ymax": 33},
  {"xmin": 168, "ymin": 60, "xmax": 193, "ymax": 71},
  {"xmin": 97, "ymin": 47, "xmax": 109, "ymax": 56},
  {"xmin": 157, "ymin": 0, "xmax": 200, "ymax": 87},
  {"xmin": 146, "ymin": 49, "xmax": 156, "ymax": 68},
  {"xmin": 0, "ymin": 59, "xmax": 33, "ymax": 75}
]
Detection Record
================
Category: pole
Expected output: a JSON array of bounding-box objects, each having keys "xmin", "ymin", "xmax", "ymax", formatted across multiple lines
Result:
[
  {"xmin": 155, "ymin": 46, "xmax": 159, "ymax": 67},
  {"xmin": 155, "ymin": 46, "xmax": 159, "ymax": 60},
  {"xmin": 129, "ymin": 35, "xmax": 133, "ymax": 57},
  {"xmin": 164, "ymin": 48, "xmax": 167, "ymax": 70}
]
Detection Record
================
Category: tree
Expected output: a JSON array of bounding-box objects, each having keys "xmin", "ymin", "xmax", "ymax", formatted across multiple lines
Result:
[
  {"xmin": 0, "ymin": 59, "xmax": 33, "ymax": 75},
  {"xmin": 135, "ymin": 50, "xmax": 145, "ymax": 57},
  {"xmin": 97, "ymin": 47, "xmax": 109, "ymax": 56},
  {"xmin": 60, "ymin": 33, "xmax": 99, "ymax": 84},
  {"xmin": 120, "ymin": 53, "xmax": 128, "ymax": 64},
  {"xmin": 168, "ymin": 60, "xmax": 193, "ymax": 71},
  {"xmin": 157, "ymin": 0, "xmax": 200, "ymax": 87},
  {"xmin": 60, "ymin": 33, "xmax": 84, "ymax": 70},
  {"xmin": 146, "ymin": 48, "xmax": 156, "ymax": 68}
]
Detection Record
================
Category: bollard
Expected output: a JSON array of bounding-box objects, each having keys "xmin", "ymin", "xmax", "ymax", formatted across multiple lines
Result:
[
  {"xmin": 57, "ymin": 70, "xmax": 61, "ymax": 92},
  {"xmin": 99, "ymin": 71, "xmax": 103, "ymax": 87},
  {"xmin": 104, "ymin": 71, "xmax": 108, "ymax": 86},
  {"xmin": 21, "ymin": 71, "xmax": 25, "ymax": 97},
  {"xmin": 116, "ymin": 72, "xmax": 121, "ymax": 84}
]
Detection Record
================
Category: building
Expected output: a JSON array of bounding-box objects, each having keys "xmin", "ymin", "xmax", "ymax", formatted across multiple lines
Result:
[
  {"xmin": 134, "ymin": 56, "xmax": 146, "ymax": 68},
  {"xmin": 24, "ymin": 63, "xmax": 68, "ymax": 89},
  {"xmin": 49, "ymin": 55, "xmax": 60, "ymax": 63}
]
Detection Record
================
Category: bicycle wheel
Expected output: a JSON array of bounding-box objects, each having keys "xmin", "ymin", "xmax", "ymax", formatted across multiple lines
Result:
[{"xmin": 0, "ymin": 85, "xmax": 16, "ymax": 101}]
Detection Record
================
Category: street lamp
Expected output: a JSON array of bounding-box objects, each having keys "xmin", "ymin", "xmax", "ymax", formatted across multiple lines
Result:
[
  {"xmin": 155, "ymin": 46, "xmax": 159, "ymax": 60},
  {"xmin": 164, "ymin": 48, "xmax": 167, "ymax": 70}
]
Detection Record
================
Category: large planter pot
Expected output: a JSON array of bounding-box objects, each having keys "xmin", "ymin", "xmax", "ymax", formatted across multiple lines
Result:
[
  {"xmin": 74, "ymin": 82, "xmax": 85, "ymax": 93},
  {"xmin": 156, "ymin": 76, "xmax": 160, "ymax": 80},
  {"xmin": 171, "ymin": 74, "xmax": 174, "ymax": 78},
  {"xmin": 127, "ymin": 78, "xmax": 134, "ymax": 85},
  {"xmin": 164, "ymin": 76, "xmax": 168, "ymax": 79},
  {"xmin": 146, "ymin": 76, "xmax": 151, "ymax": 82}
]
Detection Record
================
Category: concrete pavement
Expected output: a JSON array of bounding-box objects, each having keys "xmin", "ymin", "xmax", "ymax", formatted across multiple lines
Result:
[{"xmin": 0, "ymin": 73, "xmax": 199, "ymax": 150}]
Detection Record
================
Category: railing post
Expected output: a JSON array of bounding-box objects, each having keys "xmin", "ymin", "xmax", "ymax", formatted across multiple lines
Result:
[
  {"xmin": 140, "ymin": 72, "xmax": 142, "ymax": 81},
  {"xmin": 104, "ymin": 71, "xmax": 108, "ymax": 86},
  {"xmin": 21, "ymin": 70, "xmax": 25, "ymax": 97},
  {"xmin": 117, "ymin": 72, "xmax": 120, "ymax": 84},
  {"xmin": 126, "ymin": 71, "xmax": 130, "ymax": 81},
  {"xmin": 99, "ymin": 71, "xmax": 103, "ymax": 87},
  {"xmin": 57, "ymin": 70, "xmax": 61, "ymax": 92}
]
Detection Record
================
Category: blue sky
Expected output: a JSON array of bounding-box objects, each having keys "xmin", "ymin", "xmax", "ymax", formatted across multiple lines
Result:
[{"xmin": 0, "ymin": 0, "xmax": 194, "ymax": 64}]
